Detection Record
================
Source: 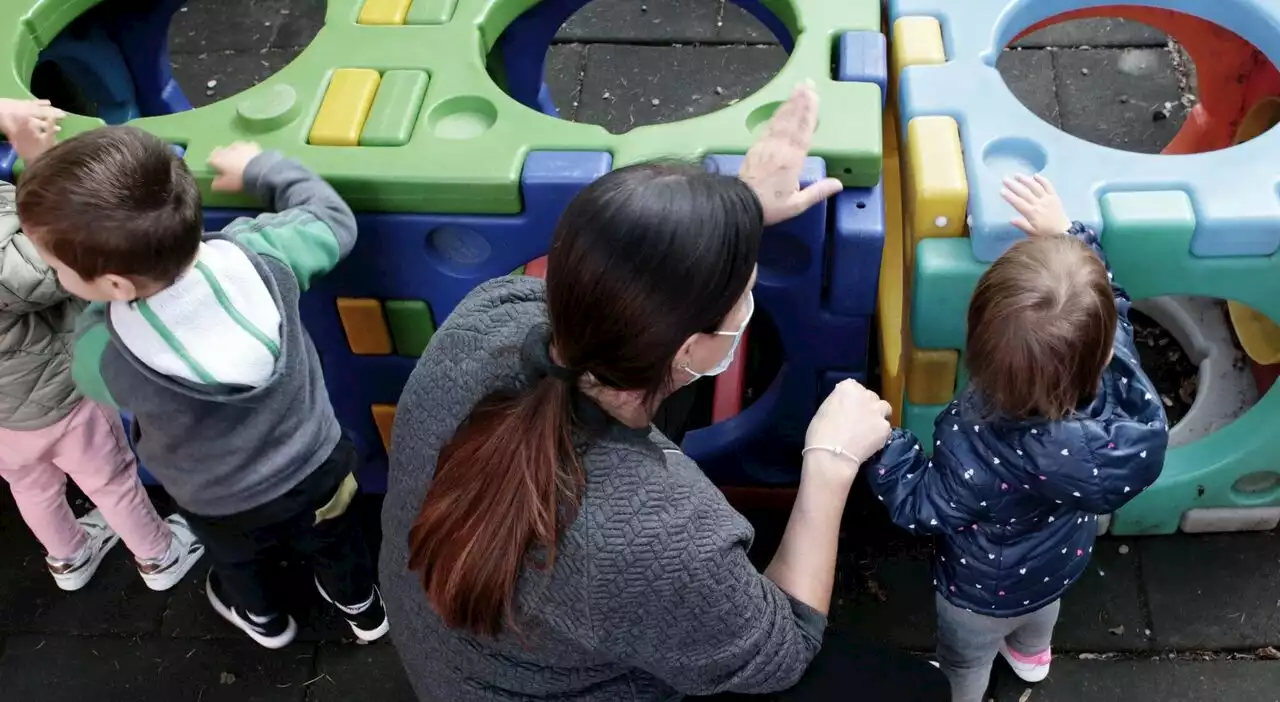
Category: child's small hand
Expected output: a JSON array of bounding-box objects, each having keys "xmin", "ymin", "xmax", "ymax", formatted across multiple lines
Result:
[
  {"xmin": 209, "ymin": 141, "xmax": 264, "ymax": 192},
  {"xmin": 0, "ymin": 98, "xmax": 65, "ymax": 164},
  {"xmin": 1002, "ymin": 174, "xmax": 1073, "ymax": 237}
]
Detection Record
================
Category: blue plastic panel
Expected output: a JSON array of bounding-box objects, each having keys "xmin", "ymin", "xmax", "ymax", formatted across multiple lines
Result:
[
  {"xmin": 836, "ymin": 30, "xmax": 888, "ymax": 104},
  {"xmin": 889, "ymin": 0, "xmax": 1280, "ymax": 261},
  {"xmin": 828, "ymin": 181, "xmax": 886, "ymax": 316}
]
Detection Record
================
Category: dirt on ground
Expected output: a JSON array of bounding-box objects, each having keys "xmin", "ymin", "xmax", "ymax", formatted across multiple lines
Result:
[{"xmin": 1129, "ymin": 309, "xmax": 1198, "ymax": 425}]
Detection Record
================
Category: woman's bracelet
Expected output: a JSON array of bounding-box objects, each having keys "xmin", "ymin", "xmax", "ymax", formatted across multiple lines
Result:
[{"xmin": 801, "ymin": 445, "xmax": 861, "ymax": 465}]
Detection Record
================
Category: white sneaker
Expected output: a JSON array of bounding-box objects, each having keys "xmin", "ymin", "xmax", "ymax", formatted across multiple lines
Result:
[
  {"xmin": 47, "ymin": 509, "xmax": 120, "ymax": 592},
  {"xmin": 205, "ymin": 570, "xmax": 297, "ymax": 649},
  {"xmin": 315, "ymin": 577, "xmax": 390, "ymax": 643},
  {"xmin": 137, "ymin": 514, "xmax": 205, "ymax": 592},
  {"xmin": 999, "ymin": 642, "xmax": 1052, "ymax": 682}
]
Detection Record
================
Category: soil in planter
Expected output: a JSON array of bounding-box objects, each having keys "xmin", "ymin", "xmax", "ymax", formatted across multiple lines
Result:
[{"xmin": 1129, "ymin": 309, "xmax": 1199, "ymax": 425}]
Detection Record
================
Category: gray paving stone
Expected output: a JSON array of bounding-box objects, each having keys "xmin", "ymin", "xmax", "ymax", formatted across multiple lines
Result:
[
  {"xmin": 0, "ymin": 490, "xmax": 173, "ymax": 637},
  {"xmin": 1053, "ymin": 542, "xmax": 1150, "ymax": 651},
  {"xmin": 997, "ymin": 49, "xmax": 1061, "ymax": 128},
  {"xmin": 556, "ymin": 0, "xmax": 723, "ymax": 44},
  {"xmin": 716, "ymin": 0, "xmax": 785, "ymax": 44},
  {"xmin": 544, "ymin": 44, "xmax": 587, "ymax": 120},
  {"xmin": 576, "ymin": 44, "xmax": 786, "ymax": 134},
  {"xmin": 170, "ymin": 49, "xmax": 308, "ymax": 109},
  {"xmin": 1013, "ymin": 18, "xmax": 1167, "ymax": 49},
  {"xmin": 1054, "ymin": 48, "xmax": 1186, "ymax": 154},
  {"xmin": 833, "ymin": 554, "xmax": 937, "ymax": 651},
  {"xmin": 1143, "ymin": 533, "xmax": 1280, "ymax": 649},
  {"xmin": 167, "ymin": 0, "xmax": 303, "ymax": 55},
  {"xmin": 311, "ymin": 643, "xmax": 416, "ymax": 702},
  {"xmin": 0, "ymin": 634, "xmax": 313, "ymax": 702},
  {"xmin": 993, "ymin": 658, "xmax": 1280, "ymax": 702}
]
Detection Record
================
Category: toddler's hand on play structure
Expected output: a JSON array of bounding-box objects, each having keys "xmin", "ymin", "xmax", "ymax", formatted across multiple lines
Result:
[
  {"xmin": 740, "ymin": 80, "xmax": 844, "ymax": 227},
  {"xmin": 209, "ymin": 141, "xmax": 265, "ymax": 192},
  {"xmin": 804, "ymin": 379, "xmax": 892, "ymax": 476},
  {"xmin": 0, "ymin": 98, "xmax": 64, "ymax": 164},
  {"xmin": 1002, "ymin": 174, "xmax": 1073, "ymax": 237}
]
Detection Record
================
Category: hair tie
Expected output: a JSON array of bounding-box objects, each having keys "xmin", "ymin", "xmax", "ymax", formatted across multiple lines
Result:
[{"xmin": 521, "ymin": 323, "xmax": 583, "ymax": 383}]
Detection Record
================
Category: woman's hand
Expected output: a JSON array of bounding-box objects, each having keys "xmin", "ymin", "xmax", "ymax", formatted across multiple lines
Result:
[
  {"xmin": 739, "ymin": 80, "xmax": 843, "ymax": 226},
  {"xmin": 1002, "ymin": 173, "xmax": 1073, "ymax": 237},
  {"xmin": 804, "ymin": 378, "xmax": 892, "ymax": 476}
]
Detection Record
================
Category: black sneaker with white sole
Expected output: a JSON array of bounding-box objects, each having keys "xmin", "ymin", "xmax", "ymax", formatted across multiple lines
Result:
[
  {"xmin": 205, "ymin": 570, "xmax": 297, "ymax": 649},
  {"xmin": 315, "ymin": 577, "xmax": 390, "ymax": 642}
]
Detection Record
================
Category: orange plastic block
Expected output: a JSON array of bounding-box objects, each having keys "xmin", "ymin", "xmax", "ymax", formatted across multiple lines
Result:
[
  {"xmin": 336, "ymin": 298, "xmax": 393, "ymax": 355},
  {"xmin": 524, "ymin": 256, "xmax": 549, "ymax": 279},
  {"xmin": 372, "ymin": 404, "xmax": 397, "ymax": 451}
]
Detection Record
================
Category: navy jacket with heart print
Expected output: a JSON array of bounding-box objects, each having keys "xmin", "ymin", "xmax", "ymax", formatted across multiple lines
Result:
[{"xmin": 867, "ymin": 223, "xmax": 1169, "ymax": 617}]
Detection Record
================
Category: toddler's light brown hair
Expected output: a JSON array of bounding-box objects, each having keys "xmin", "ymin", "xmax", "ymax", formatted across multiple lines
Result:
[{"xmin": 965, "ymin": 234, "xmax": 1117, "ymax": 420}]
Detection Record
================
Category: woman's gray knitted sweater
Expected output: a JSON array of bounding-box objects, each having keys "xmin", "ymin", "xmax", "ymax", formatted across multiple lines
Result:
[{"xmin": 380, "ymin": 276, "xmax": 825, "ymax": 701}]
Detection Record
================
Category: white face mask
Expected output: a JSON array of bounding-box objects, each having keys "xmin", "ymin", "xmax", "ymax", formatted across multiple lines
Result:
[{"xmin": 683, "ymin": 293, "xmax": 755, "ymax": 379}]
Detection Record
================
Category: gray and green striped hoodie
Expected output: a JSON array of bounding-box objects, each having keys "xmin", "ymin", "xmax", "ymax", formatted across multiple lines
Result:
[{"xmin": 72, "ymin": 151, "xmax": 357, "ymax": 517}]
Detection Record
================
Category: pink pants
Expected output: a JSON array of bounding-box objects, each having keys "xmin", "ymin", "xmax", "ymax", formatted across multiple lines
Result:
[{"xmin": 0, "ymin": 399, "xmax": 169, "ymax": 561}]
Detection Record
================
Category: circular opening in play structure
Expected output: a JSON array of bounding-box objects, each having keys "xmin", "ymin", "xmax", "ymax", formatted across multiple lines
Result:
[
  {"xmin": 1130, "ymin": 297, "xmax": 1259, "ymax": 449},
  {"xmin": 532, "ymin": 0, "xmax": 788, "ymax": 133},
  {"xmin": 1129, "ymin": 308, "xmax": 1198, "ymax": 426},
  {"xmin": 1003, "ymin": 12, "xmax": 1280, "ymax": 154},
  {"xmin": 167, "ymin": 0, "xmax": 324, "ymax": 108},
  {"xmin": 1000, "ymin": 18, "xmax": 1195, "ymax": 154}
]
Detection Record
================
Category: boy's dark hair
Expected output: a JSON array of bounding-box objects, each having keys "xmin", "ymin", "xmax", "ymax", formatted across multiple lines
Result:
[
  {"xmin": 966, "ymin": 234, "xmax": 1117, "ymax": 421},
  {"xmin": 16, "ymin": 125, "xmax": 202, "ymax": 284}
]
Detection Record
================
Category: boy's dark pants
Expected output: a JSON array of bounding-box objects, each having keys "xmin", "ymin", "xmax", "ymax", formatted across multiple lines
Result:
[{"xmin": 179, "ymin": 438, "xmax": 375, "ymax": 615}]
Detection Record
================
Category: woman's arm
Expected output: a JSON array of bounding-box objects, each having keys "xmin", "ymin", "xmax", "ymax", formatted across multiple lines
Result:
[
  {"xmin": 764, "ymin": 379, "xmax": 891, "ymax": 613},
  {"xmin": 763, "ymin": 450, "xmax": 856, "ymax": 613}
]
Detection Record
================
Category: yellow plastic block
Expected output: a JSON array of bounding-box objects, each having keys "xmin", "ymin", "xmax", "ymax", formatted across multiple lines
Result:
[
  {"xmin": 372, "ymin": 404, "xmax": 397, "ymax": 451},
  {"xmin": 905, "ymin": 116, "xmax": 968, "ymax": 243},
  {"xmin": 877, "ymin": 133, "xmax": 906, "ymax": 426},
  {"xmin": 336, "ymin": 298, "xmax": 393, "ymax": 355},
  {"xmin": 309, "ymin": 69, "xmax": 381, "ymax": 146},
  {"xmin": 1228, "ymin": 302, "xmax": 1280, "ymax": 364},
  {"xmin": 358, "ymin": 0, "xmax": 412, "ymax": 24},
  {"xmin": 907, "ymin": 347, "xmax": 959, "ymax": 405},
  {"xmin": 892, "ymin": 17, "xmax": 946, "ymax": 79}
]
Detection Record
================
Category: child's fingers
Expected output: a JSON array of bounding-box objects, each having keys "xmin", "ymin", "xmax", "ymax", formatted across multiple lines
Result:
[
  {"xmin": 1003, "ymin": 176, "xmax": 1036, "ymax": 204},
  {"xmin": 1016, "ymin": 173, "xmax": 1046, "ymax": 198},
  {"xmin": 1032, "ymin": 173, "xmax": 1056, "ymax": 196},
  {"xmin": 1001, "ymin": 187, "xmax": 1033, "ymax": 214},
  {"xmin": 1011, "ymin": 216, "xmax": 1035, "ymax": 235}
]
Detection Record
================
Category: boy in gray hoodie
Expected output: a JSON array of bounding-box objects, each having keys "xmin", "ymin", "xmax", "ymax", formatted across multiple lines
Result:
[{"xmin": 16, "ymin": 126, "xmax": 386, "ymax": 649}]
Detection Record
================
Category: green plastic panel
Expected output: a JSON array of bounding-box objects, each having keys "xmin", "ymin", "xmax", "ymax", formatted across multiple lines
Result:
[
  {"xmin": 361, "ymin": 70, "xmax": 429, "ymax": 146},
  {"xmin": 1098, "ymin": 190, "xmax": 1280, "ymax": 535},
  {"xmin": 384, "ymin": 299, "xmax": 436, "ymax": 357},
  {"xmin": 407, "ymin": 0, "xmax": 459, "ymax": 24},
  {"xmin": 910, "ymin": 237, "xmax": 985, "ymax": 351},
  {"xmin": 0, "ymin": 0, "xmax": 883, "ymax": 213}
]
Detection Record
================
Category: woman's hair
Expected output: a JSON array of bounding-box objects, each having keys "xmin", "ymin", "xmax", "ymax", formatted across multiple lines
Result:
[
  {"xmin": 408, "ymin": 162, "xmax": 763, "ymax": 636},
  {"xmin": 965, "ymin": 234, "xmax": 1117, "ymax": 421}
]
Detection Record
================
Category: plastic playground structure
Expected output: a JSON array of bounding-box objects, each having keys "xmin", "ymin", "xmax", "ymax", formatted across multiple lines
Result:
[{"xmin": 2, "ymin": 0, "xmax": 1279, "ymax": 535}]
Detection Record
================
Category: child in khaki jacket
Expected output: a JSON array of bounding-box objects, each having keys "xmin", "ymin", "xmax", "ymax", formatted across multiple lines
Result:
[{"xmin": 0, "ymin": 99, "xmax": 202, "ymax": 591}]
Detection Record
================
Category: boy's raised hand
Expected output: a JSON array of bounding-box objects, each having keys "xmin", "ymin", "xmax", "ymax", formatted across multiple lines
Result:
[
  {"xmin": 739, "ymin": 80, "xmax": 843, "ymax": 226},
  {"xmin": 0, "ymin": 98, "xmax": 65, "ymax": 164},
  {"xmin": 1002, "ymin": 174, "xmax": 1073, "ymax": 237},
  {"xmin": 209, "ymin": 141, "xmax": 265, "ymax": 192}
]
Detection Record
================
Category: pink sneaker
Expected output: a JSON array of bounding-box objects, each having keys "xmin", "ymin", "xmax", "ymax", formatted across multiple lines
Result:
[{"xmin": 999, "ymin": 642, "xmax": 1051, "ymax": 682}]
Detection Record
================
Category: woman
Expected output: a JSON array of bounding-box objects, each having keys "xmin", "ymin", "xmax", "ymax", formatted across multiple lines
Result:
[{"xmin": 381, "ymin": 83, "xmax": 949, "ymax": 701}]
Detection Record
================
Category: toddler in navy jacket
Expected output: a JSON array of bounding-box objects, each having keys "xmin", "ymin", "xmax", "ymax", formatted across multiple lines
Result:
[{"xmin": 868, "ymin": 174, "xmax": 1168, "ymax": 702}]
